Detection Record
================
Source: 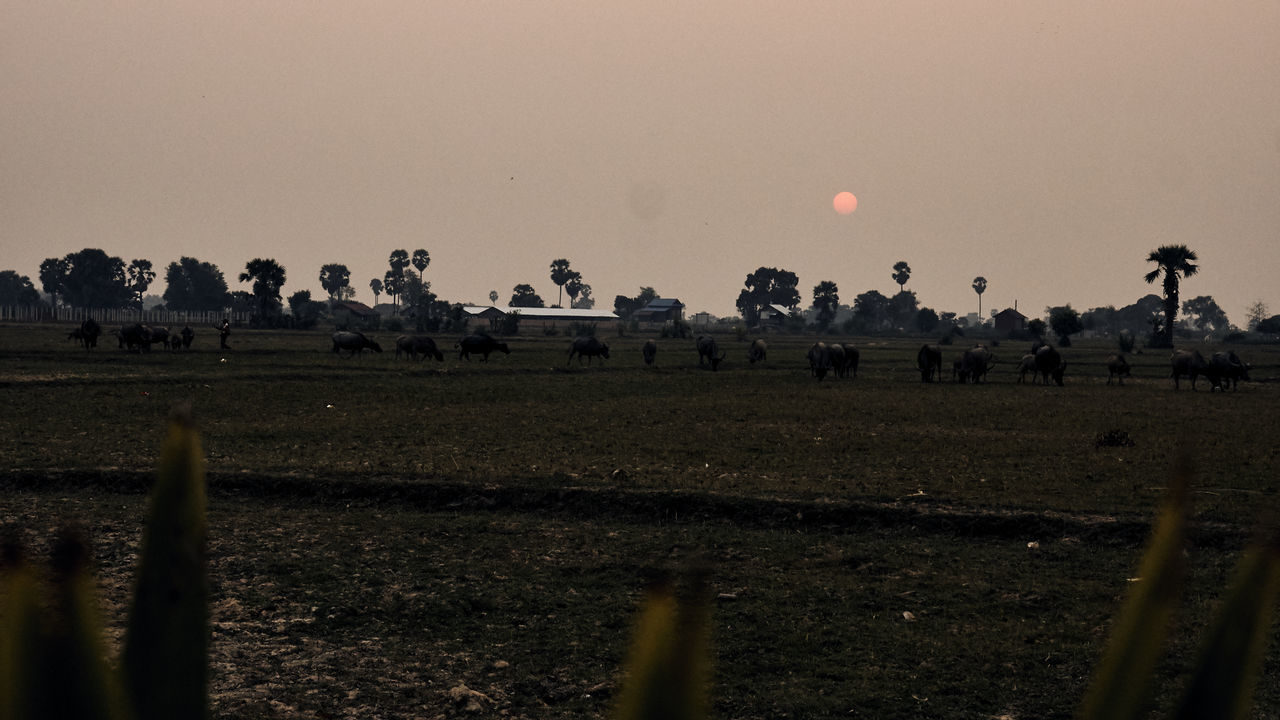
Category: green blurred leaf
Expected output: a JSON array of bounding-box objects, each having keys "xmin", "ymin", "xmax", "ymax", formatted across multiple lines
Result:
[
  {"xmin": 1079, "ymin": 467, "xmax": 1190, "ymax": 720},
  {"xmin": 615, "ymin": 577, "xmax": 712, "ymax": 720},
  {"xmin": 1174, "ymin": 538, "xmax": 1280, "ymax": 720},
  {"xmin": 122, "ymin": 414, "xmax": 209, "ymax": 720},
  {"xmin": 1, "ymin": 554, "xmax": 47, "ymax": 719}
]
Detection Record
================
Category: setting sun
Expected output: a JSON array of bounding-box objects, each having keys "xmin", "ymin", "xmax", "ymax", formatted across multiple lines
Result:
[{"xmin": 833, "ymin": 191, "xmax": 857, "ymax": 214}]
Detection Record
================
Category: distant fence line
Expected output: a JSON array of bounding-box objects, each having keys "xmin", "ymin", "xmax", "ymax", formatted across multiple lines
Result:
[{"xmin": 0, "ymin": 305, "xmax": 250, "ymax": 327}]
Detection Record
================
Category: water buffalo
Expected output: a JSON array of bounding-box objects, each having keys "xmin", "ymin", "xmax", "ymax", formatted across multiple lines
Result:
[
  {"xmin": 917, "ymin": 344, "xmax": 942, "ymax": 382},
  {"xmin": 145, "ymin": 326, "xmax": 173, "ymax": 350},
  {"xmin": 1170, "ymin": 349, "xmax": 1209, "ymax": 390},
  {"xmin": 568, "ymin": 336, "xmax": 610, "ymax": 365},
  {"xmin": 1105, "ymin": 354, "xmax": 1131, "ymax": 385},
  {"xmin": 179, "ymin": 325, "xmax": 195, "ymax": 350},
  {"xmin": 396, "ymin": 335, "xmax": 444, "ymax": 361},
  {"xmin": 1034, "ymin": 344, "xmax": 1065, "ymax": 386},
  {"xmin": 828, "ymin": 343, "xmax": 848, "ymax": 378},
  {"xmin": 957, "ymin": 345, "xmax": 994, "ymax": 383},
  {"xmin": 79, "ymin": 318, "xmax": 101, "ymax": 349},
  {"xmin": 747, "ymin": 338, "xmax": 767, "ymax": 365},
  {"xmin": 696, "ymin": 335, "xmax": 725, "ymax": 370},
  {"xmin": 332, "ymin": 330, "xmax": 382, "ymax": 357},
  {"xmin": 457, "ymin": 334, "xmax": 509, "ymax": 362},
  {"xmin": 807, "ymin": 342, "xmax": 832, "ymax": 380},
  {"xmin": 843, "ymin": 344, "xmax": 860, "ymax": 378},
  {"xmin": 1207, "ymin": 350, "xmax": 1249, "ymax": 391},
  {"xmin": 1016, "ymin": 354, "xmax": 1037, "ymax": 383},
  {"xmin": 642, "ymin": 339, "xmax": 657, "ymax": 366},
  {"xmin": 114, "ymin": 324, "xmax": 152, "ymax": 352}
]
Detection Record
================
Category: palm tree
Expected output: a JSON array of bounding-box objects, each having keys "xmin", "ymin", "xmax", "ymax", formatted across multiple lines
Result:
[
  {"xmin": 549, "ymin": 258, "xmax": 574, "ymax": 307},
  {"xmin": 1144, "ymin": 244, "xmax": 1198, "ymax": 347},
  {"xmin": 972, "ymin": 277, "xmax": 987, "ymax": 317},
  {"xmin": 370, "ymin": 278, "xmax": 383, "ymax": 306},
  {"xmin": 239, "ymin": 258, "xmax": 286, "ymax": 318},
  {"xmin": 892, "ymin": 261, "xmax": 911, "ymax": 293},
  {"xmin": 812, "ymin": 281, "xmax": 840, "ymax": 329},
  {"xmin": 411, "ymin": 249, "xmax": 430, "ymax": 279},
  {"xmin": 489, "ymin": 290, "xmax": 499, "ymax": 305}
]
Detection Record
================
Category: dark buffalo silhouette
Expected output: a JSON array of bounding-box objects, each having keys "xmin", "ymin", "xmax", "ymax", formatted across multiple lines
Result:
[
  {"xmin": 807, "ymin": 342, "xmax": 832, "ymax": 380},
  {"xmin": 957, "ymin": 345, "xmax": 994, "ymax": 383},
  {"xmin": 1170, "ymin": 349, "xmax": 1209, "ymax": 390},
  {"xmin": 568, "ymin": 336, "xmax": 610, "ymax": 365},
  {"xmin": 1206, "ymin": 350, "xmax": 1249, "ymax": 391},
  {"xmin": 917, "ymin": 344, "xmax": 943, "ymax": 382},
  {"xmin": 78, "ymin": 318, "xmax": 101, "ymax": 349},
  {"xmin": 332, "ymin": 331, "xmax": 382, "ymax": 357},
  {"xmin": 179, "ymin": 325, "xmax": 195, "ymax": 350},
  {"xmin": 457, "ymin": 334, "xmax": 509, "ymax": 362},
  {"xmin": 1105, "ymin": 353, "xmax": 1131, "ymax": 385},
  {"xmin": 828, "ymin": 343, "xmax": 848, "ymax": 378},
  {"xmin": 114, "ymin": 324, "xmax": 152, "ymax": 352},
  {"xmin": 1034, "ymin": 345, "xmax": 1065, "ymax": 386},
  {"xmin": 396, "ymin": 335, "xmax": 444, "ymax": 361},
  {"xmin": 843, "ymin": 344, "xmax": 860, "ymax": 378},
  {"xmin": 747, "ymin": 339, "xmax": 767, "ymax": 365},
  {"xmin": 642, "ymin": 339, "xmax": 657, "ymax": 366},
  {"xmin": 696, "ymin": 335, "xmax": 725, "ymax": 370},
  {"xmin": 145, "ymin": 326, "xmax": 173, "ymax": 350}
]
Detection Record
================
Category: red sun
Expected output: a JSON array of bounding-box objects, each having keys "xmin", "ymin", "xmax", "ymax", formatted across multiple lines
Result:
[{"xmin": 833, "ymin": 191, "xmax": 858, "ymax": 214}]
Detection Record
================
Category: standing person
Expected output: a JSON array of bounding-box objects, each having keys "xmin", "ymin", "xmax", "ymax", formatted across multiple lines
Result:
[{"xmin": 219, "ymin": 318, "xmax": 231, "ymax": 349}]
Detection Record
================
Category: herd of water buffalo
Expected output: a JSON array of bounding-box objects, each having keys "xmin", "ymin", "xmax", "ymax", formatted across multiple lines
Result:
[{"xmin": 63, "ymin": 318, "xmax": 1252, "ymax": 390}]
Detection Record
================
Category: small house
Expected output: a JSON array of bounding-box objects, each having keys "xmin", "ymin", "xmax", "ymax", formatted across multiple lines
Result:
[
  {"xmin": 993, "ymin": 308, "xmax": 1027, "ymax": 334},
  {"xmin": 633, "ymin": 298, "xmax": 685, "ymax": 324}
]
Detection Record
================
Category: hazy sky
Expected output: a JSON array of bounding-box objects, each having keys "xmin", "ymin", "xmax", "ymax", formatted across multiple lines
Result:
[{"xmin": 4, "ymin": 2, "xmax": 1278, "ymax": 321}]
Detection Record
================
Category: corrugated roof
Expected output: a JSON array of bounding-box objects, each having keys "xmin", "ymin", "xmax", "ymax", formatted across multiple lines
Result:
[
  {"xmin": 462, "ymin": 305, "xmax": 618, "ymax": 320},
  {"xmin": 640, "ymin": 298, "xmax": 684, "ymax": 309}
]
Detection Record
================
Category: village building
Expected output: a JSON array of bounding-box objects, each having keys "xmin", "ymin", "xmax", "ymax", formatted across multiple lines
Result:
[
  {"xmin": 633, "ymin": 298, "xmax": 685, "ymax": 325},
  {"xmin": 461, "ymin": 305, "xmax": 619, "ymax": 334},
  {"xmin": 993, "ymin": 307, "xmax": 1028, "ymax": 334}
]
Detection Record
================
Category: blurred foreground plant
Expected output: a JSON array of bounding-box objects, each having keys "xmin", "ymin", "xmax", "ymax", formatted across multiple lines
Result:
[
  {"xmin": 1080, "ymin": 457, "xmax": 1280, "ymax": 720},
  {"xmin": 1, "ymin": 413, "xmax": 208, "ymax": 720}
]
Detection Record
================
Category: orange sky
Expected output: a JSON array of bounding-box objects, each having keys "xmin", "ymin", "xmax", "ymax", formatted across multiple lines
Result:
[{"xmin": 3, "ymin": 2, "xmax": 1278, "ymax": 322}]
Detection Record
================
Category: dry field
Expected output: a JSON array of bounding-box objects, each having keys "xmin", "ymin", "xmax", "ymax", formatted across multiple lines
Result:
[{"xmin": 2, "ymin": 323, "xmax": 1277, "ymax": 719}]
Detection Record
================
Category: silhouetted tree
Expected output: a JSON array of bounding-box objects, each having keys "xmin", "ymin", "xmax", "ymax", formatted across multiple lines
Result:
[
  {"xmin": 0, "ymin": 271, "xmax": 40, "ymax": 307},
  {"xmin": 163, "ymin": 257, "xmax": 230, "ymax": 312},
  {"xmin": 566, "ymin": 276, "xmax": 591, "ymax": 308},
  {"xmin": 238, "ymin": 258, "xmax": 287, "ymax": 319},
  {"xmin": 382, "ymin": 270, "xmax": 403, "ymax": 312},
  {"xmin": 1047, "ymin": 305, "xmax": 1084, "ymax": 346},
  {"xmin": 319, "ymin": 264, "xmax": 351, "ymax": 300},
  {"xmin": 852, "ymin": 290, "xmax": 891, "ymax": 332},
  {"xmin": 412, "ymin": 249, "xmax": 430, "ymax": 278},
  {"xmin": 1144, "ymin": 244, "xmax": 1198, "ymax": 347},
  {"xmin": 1256, "ymin": 316, "xmax": 1280, "ymax": 334},
  {"xmin": 126, "ymin": 259, "xmax": 155, "ymax": 310},
  {"xmin": 812, "ymin": 281, "xmax": 839, "ymax": 330},
  {"xmin": 889, "ymin": 290, "xmax": 919, "ymax": 329},
  {"xmin": 972, "ymin": 276, "xmax": 987, "ymax": 317},
  {"xmin": 549, "ymin": 259, "xmax": 575, "ymax": 307},
  {"xmin": 1245, "ymin": 301, "xmax": 1269, "ymax": 331},
  {"xmin": 1181, "ymin": 295, "xmax": 1229, "ymax": 335},
  {"xmin": 510, "ymin": 283, "xmax": 545, "ymax": 308},
  {"xmin": 914, "ymin": 307, "xmax": 939, "ymax": 334},
  {"xmin": 736, "ymin": 267, "xmax": 800, "ymax": 327},
  {"xmin": 614, "ymin": 287, "xmax": 657, "ymax": 320},
  {"xmin": 369, "ymin": 278, "xmax": 383, "ymax": 306},
  {"xmin": 45, "ymin": 249, "xmax": 136, "ymax": 309},
  {"xmin": 892, "ymin": 261, "xmax": 911, "ymax": 292},
  {"xmin": 1027, "ymin": 318, "xmax": 1047, "ymax": 339},
  {"xmin": 489, "ymin": 290, "xmax": 499, "ymax": 305}
]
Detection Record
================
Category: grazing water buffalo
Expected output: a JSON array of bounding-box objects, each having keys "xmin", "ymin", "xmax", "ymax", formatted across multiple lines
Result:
[
  {"xmin": 1207, "ymin": 351, "xmax": 1249, "ymax": 391},
  {"xmin": 696, "ymin": 335, "xmax": 726, "ymax": 370},
  {"xmin": 179, "ymin": 325, "xmax": 195, "ymax": 350},
  {"xmin": 747, "ymin": 338, "xmax": 767, "ymax": 365},
  {"xmin": 332, "ymin": 331, "xmax": 382, "ymax": 357},
  {"xmin": 114, "ymin": 324, "xmax": 152, "ymax": 352},
  {"xmin": 957, "ymin": 345, "xmax": 994, "ymax": 383},
  {"xmin": 78, "ymin": 318, "xmax": 102, "ymax": 349},
  {"xmin": 568, "ymin": 336, "xmax": 610, "ymax": 365},
  {"xmin": 1034, "ymin": 344, "xmax": 1065, "ymax": 386},
  {"xmin": 843, "ymin": 344, "xmax": 860, "ymax": 378},
  {"xmin": 917, "ymin": 344, "xmax": 943, "ymax": 383},
  {"xmin": 1016, "ymin": 354, "xmax": 1037, "ymax": 383},
  {"xmin": 146, "ymin": 326, "xmax": 173, "ymax": 349},
  {"xmin": 396, "ymin": 335, "xmax": 444, "ymax": 361},
  {"xmin": 642, "ymin": 339, "xmax": 657, "ymax": 366},
  {"xmin": 807, "ymin": 342, "xmax": 832, "ymax": 380},
  {"xmin": 828, "ymin": 343, "xmax": 848, "ymax": 378},
  {"xmin": 1105, "ymin": 353, "xmax": 1131, "ymax": 385},
  {"xmin": 1170, "ymin": 349, "xmax": 1209, "ymax": 390},
  {"xmin": 457, "ymin": 334, "xmax": 509, "ymax": 362}
]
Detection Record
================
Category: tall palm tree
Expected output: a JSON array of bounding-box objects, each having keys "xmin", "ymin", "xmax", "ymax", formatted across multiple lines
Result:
[
  {"xmin": 972, "ymin": 277, "xmax": 987, "ymax": 317},
  {"xmin": 1144, "ymin": 244, "xmax": 1198, "ymax": 347},
  {"xmin": 549, "ymin": 258, "xmax": 574, "ymax": 307},
  {"xmin": 892, "ymin": 261, "xmax": 911, "ymax": 293}
]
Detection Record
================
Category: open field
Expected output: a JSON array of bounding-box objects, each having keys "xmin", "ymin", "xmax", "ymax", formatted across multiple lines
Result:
[{"xmin": 2, "ymin": 324, "xmax": 1278, "ymax": 718}]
